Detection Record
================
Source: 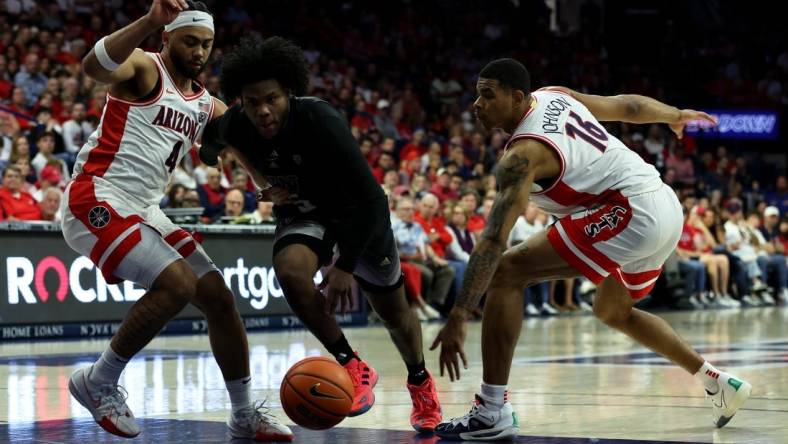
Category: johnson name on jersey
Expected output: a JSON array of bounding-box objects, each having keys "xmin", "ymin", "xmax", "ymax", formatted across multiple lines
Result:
[{"xmin": 505, "ymin": 87, "xmax": 663, "ymax": 217}]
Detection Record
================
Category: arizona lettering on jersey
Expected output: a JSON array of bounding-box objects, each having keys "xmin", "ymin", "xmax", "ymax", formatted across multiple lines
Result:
[
  {"xmin": 504, "ymin": 87, "xmax": 663, "ymax": 217},
  {"xmin": 72, "ymin": 52, "xmax": 213, "ymax": 207}
]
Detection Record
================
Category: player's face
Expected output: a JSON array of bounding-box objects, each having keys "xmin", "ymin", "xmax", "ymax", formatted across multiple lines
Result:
[
  {"xmin": 165, "ymin": 28, "xmax": 214, "ymax": 79},
  {"xmin": 241, "ymin": 80, "xmax": 290, "ymax": 139},
  {"xmin": 473, "ymin": 78, "xmax": 515, "ymax": 132}
]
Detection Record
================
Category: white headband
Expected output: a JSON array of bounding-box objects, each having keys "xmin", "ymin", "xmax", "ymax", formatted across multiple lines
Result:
[{"xmin": 164, "ymin": 11, "xmax": 214, "ymax": 33}]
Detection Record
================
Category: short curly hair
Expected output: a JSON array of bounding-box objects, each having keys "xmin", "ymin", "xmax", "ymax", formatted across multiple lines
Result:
[{"xmin": 220, "ymin": 36, "xmax": 310, "ymax": 100}]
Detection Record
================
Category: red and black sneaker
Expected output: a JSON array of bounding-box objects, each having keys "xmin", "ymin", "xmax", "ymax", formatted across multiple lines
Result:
[
  {"xmin": 407, "ymin": 370, "xmax": 442, "ymax": 432},
  {"xmin": 343, "ymin": 354, "xmax": 379, "ymax": 417}
]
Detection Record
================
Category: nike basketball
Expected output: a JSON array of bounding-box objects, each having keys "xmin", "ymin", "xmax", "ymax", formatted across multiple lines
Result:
[{"xmin": 280, "ymin": 356, "xmax": 354, "ymax": 429}]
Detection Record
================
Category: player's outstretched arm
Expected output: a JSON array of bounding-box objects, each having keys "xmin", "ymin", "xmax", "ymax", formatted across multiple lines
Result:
[
  {"xmin": 550, "ymin": 86, "xmax": 717, "ymax": 139},
  {"xmin": 431, "ymin": 139, "xmax": 555, "ymax": 381},
  {"xmin": 83, "ymin": 0, "xmax": 188, "ymax": 85}
]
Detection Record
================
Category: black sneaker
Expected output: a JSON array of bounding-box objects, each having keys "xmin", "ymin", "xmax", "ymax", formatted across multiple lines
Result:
[{"xmin": 435, "ymin": 394, "xmax": 519, "ymax": 441}]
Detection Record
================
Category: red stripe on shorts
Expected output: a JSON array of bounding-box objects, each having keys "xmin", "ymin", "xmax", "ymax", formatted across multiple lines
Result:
[{"xmin": 68, "ymin": 176, "xmax": 143, "ymax": 282}]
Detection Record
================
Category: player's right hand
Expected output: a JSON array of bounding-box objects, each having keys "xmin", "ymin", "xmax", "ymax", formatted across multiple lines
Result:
[
  {"xmin": 669, "ymin": 109, "xmax": 717, "ymax": 140},
  {"xmin": 430, "ymin": 310, "xmax": 469, "ymax": 382},
  {"xmin": 147, "ymin": 0, "xmax": 188, "ymax": 28}
]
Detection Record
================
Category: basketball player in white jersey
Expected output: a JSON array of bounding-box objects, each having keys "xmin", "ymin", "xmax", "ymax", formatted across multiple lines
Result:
[
  {"xmin": 431, "ymin": 58, "xmax": 751, "ymax": 440},
  {"xmin": 60, "ymin": 1, "xmax": 291, "ymax": 440}
]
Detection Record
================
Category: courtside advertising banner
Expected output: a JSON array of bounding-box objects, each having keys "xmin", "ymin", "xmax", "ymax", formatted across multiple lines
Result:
[{"xmin": 0, "ymin": 225, "xmax": 363, "ymax": 339}]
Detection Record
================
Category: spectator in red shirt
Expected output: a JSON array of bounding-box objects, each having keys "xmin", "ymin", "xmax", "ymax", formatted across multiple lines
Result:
[
  {"xmin": 665, "ymin": 147, "xmax": 695, "ymax": 185},
  {"xmin": 197, "ymin": 168, "xmax": 227, "ymax": 220},
  {"xmin": 350, "ymin": 99, "xmax": 373, "ymax": 133},
  {"xmin": 429, "ymin": 168, "xmax": 459, "ymax": 203},
  {"xmin": 416, "ymin": 193, "xmax": 465, "ymax": 310},
  {"xmin": 6, "ymin": 86, "xmax": 34, "ymax": 130},
  {"xmin": 460, "ymin": 190, "xmax": 485, "ymax": 235},
  {"xmin": 677, "ymin": 207, "xmax": 733, "ymax": 305},
  {"xmin": 0, "ymin": 166, "xmax": 42, "ymax": 221},
  {"xmin": 399, "ymin": 129, "xmax": 426, "ymax": 161},
  {"xmin": 372, "ymin": 152, "xmax": 395, "ymax": 183}
]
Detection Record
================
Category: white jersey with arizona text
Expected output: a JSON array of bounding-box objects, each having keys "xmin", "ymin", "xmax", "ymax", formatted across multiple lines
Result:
[
  {"xmin": 506, "ymin": 87, "xmax": 662, "ymax": 217},
  {"xmin": 73, "ymin": 52, "xmax": 213, "ymax": 206}
]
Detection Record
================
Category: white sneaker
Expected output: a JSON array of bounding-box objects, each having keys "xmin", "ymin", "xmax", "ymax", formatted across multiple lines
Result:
[
  {"xmin": 228, "ymin": 400, "xmax": 294, "ymax": 441},
  {"xmin": 707, "ymin": 373, "xmax": 752, "ymax": 428},
  {"xmin": 415, "ymin": 307, "xmax": 429, "ymax": 322},
  {"xmin": 760, "ymin": 292, "xmax": 776, "ymax": 306},
  {"xmin": 435, "ymin": 395, "xmax": 519, "ymax": 441},
  {"xmin": 721, "ymin": 295, "xmax": 741, "ymax": 308},
  {"xmin": 541, "ymin": 302, "xmax": 558, "ymax": 315},
  {"xmin": 578, "ymin": 300, "xmax": 593, "ymax": 312},
  {"xmin": 525, "ymin": 304, "xmax": 541, "ymax": 316},
  {"xmin": 741, "ymin": 294, "xmax": 761, "ymax": 307},
  {"xmin": 422, "ymin": 304, "xmax": 442, "ymax": 320},
  {"xmin": 780, "ymin": 288, "xmax": 788, "ymax": 304},
  {"xmin": 698, "ymin": 292, "xmax": 712, "ymax": 307},
  {"xmin": 68, "ymin": 366, "xmax": 140, "ymax": 438}
]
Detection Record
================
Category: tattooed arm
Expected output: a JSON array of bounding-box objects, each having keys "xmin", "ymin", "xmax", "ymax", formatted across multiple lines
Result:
[
  {"xmin": 430, "ymin": 138, "xmax": 559, "ymax": 380},
  {"xmin": 449, "ymin": 139, "xmax": 553, "ymax": 320}
]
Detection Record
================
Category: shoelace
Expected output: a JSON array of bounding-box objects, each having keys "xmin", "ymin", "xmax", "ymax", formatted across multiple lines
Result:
[
  {"xmin": 411, "ymin": 383, "xmax": 437, "ymax": 412},
  {"xmin": 96, "ymin": 385, "xmax": 130, "ymax": 417},
  {"xmin": 238, "ymin": 398, "xmax": 282, "ymax": 428}
]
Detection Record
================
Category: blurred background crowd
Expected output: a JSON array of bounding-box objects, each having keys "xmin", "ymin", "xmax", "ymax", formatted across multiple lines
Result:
[{"xmin": 1, "ymin": 0, "xmax": 786, "ymax": 315}]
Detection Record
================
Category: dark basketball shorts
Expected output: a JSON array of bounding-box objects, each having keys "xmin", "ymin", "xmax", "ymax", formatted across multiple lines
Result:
[{"xmin": 272, "ymin": 218, "xmax": 403, "ymax": 293}]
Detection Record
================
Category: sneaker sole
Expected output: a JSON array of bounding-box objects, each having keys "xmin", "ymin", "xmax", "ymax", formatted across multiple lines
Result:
[
  {"xmin": 433, "ymin": 425, "xmax": 519, "ymax": 441},
  {"xmin": 68, "ymin": 373, "xmax": 140, "ymax": 438},
  {"xmin": 715, "ymin": 381, "xmax": 752, "ymax": 428},
  {"xmin": 460, "ymin": 426, "xmax": 520, "ymax": 441}
]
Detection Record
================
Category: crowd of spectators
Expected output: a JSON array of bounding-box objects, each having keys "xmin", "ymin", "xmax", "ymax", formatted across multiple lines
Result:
[{"xmin": 1, "ymin": 1, "xmax": 786, "ymax": 314}]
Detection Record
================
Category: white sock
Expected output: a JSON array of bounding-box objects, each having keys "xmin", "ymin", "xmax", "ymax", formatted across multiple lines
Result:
[
  {"xmin": 88, "ymin": 346, "xmax": 129, "ymax": 387},
  {"xmin": 479, "ymin": 382, "xmax": 507, "ymax": 411},
  {"xmin": 694, "ymin": 361, "xmax": 721, "ymax": 394},
  {"xmin": 226, "ymin": 376, "xmax": 253, "ymax": 415}
]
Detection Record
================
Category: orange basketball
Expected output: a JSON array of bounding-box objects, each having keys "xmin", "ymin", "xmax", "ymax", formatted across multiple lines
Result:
[{"xmin": 280, "ymin": 356, "xmax": 354, "ymax": 430}]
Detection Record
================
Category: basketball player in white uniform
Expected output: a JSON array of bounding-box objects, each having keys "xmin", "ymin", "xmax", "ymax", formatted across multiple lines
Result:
[
  {"xmin": 60, "ymin": 1, "xmax": 291, "ymax": 440},
  {"xmin": 431, "ymin": 58, "xmax": 752, "ymax": 440}
]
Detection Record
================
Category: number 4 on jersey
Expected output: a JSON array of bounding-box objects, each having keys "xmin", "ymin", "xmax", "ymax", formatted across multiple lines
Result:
[{"xmin": 165, "ymin": 141, "xmax": 183, "ymax": 173}]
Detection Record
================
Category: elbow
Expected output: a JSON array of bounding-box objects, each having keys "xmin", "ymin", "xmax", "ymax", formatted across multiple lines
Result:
[
  {"xmin": 624, "ymin": 96, "xmax": 641, "ymax": 119},
  {"xmin": 81, "ymin": 55, "xmax": 98, "ymax": 80}
]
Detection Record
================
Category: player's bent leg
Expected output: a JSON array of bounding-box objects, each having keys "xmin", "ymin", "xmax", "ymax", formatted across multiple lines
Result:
[
  {"xmin": 273, "ymin": 244, "xmax": 341, "ymax": 343},
  {"xmin": 437, "ymin": 230, "xmax": 577, "ymax": 441},
  {"xmin": 364, "ymin": 281, "xmax": 442, "ymax": 431},
  {"xmin": 70, "ymin": 258, "xmax": 196, "ymax": 439},
  {"xmin": 593, "ymin": 275, "xmax": 751, "ymax": 428},
  {"xmin": 483, "ymin": 230, "xmax": 579, "ymax": 385},
  {"xmin": 182, "ymin": 247, "xmax": 291, "ymax": 442},
  {"xmin": 192, "ymin": 271, "xmax": 250, "ymax": 381},
  {"xmin": 274, "ymin": 243, "xmax": 375, "ymax": 417}
]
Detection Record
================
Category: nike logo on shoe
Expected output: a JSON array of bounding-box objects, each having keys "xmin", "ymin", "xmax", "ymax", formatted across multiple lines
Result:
[
  {"xmin": 309, "ymin": 383, "xmax": 342, "ymax": 400},
  {"xmin": 713, "ymin": 390, "xmax": 726, "ymax": 409},
  {"xmin": 242, "ymin": 377, "xmax": 251, "ymax": 385}
]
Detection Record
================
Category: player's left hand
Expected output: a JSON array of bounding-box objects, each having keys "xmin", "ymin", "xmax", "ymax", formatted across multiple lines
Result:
[
  {"xmin": 319, "ymin": 266, "xmax": 354, "ymax": 314},
  {"xmin": 430, "ymin": 309, "xmax": 469, "ymax": 382},
  {"xmin": 669, "ymin": 109, "xmax": 717, "ymax": 140}
]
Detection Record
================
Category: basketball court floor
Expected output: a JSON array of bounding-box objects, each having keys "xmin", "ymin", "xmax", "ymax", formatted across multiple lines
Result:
[{"xmin": 1, "ymin": 307, "xmax": 786, "ymax": 443}]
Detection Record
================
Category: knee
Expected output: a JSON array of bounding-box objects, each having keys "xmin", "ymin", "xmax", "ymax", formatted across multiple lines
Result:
[
  {"xmin": 159, "ymin": 272, "xmax": 197, "ymax": 313},
  {"xmin": 274, "ymin": 267, "xmax": 313, "ymax": 302},
  {"xmin": 195, "ymin": 278, "xmax": 237, "ymax": 317},
  {"xmin": 592, "ymin": 301, "xmax": 631, "ymax": 328}
]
